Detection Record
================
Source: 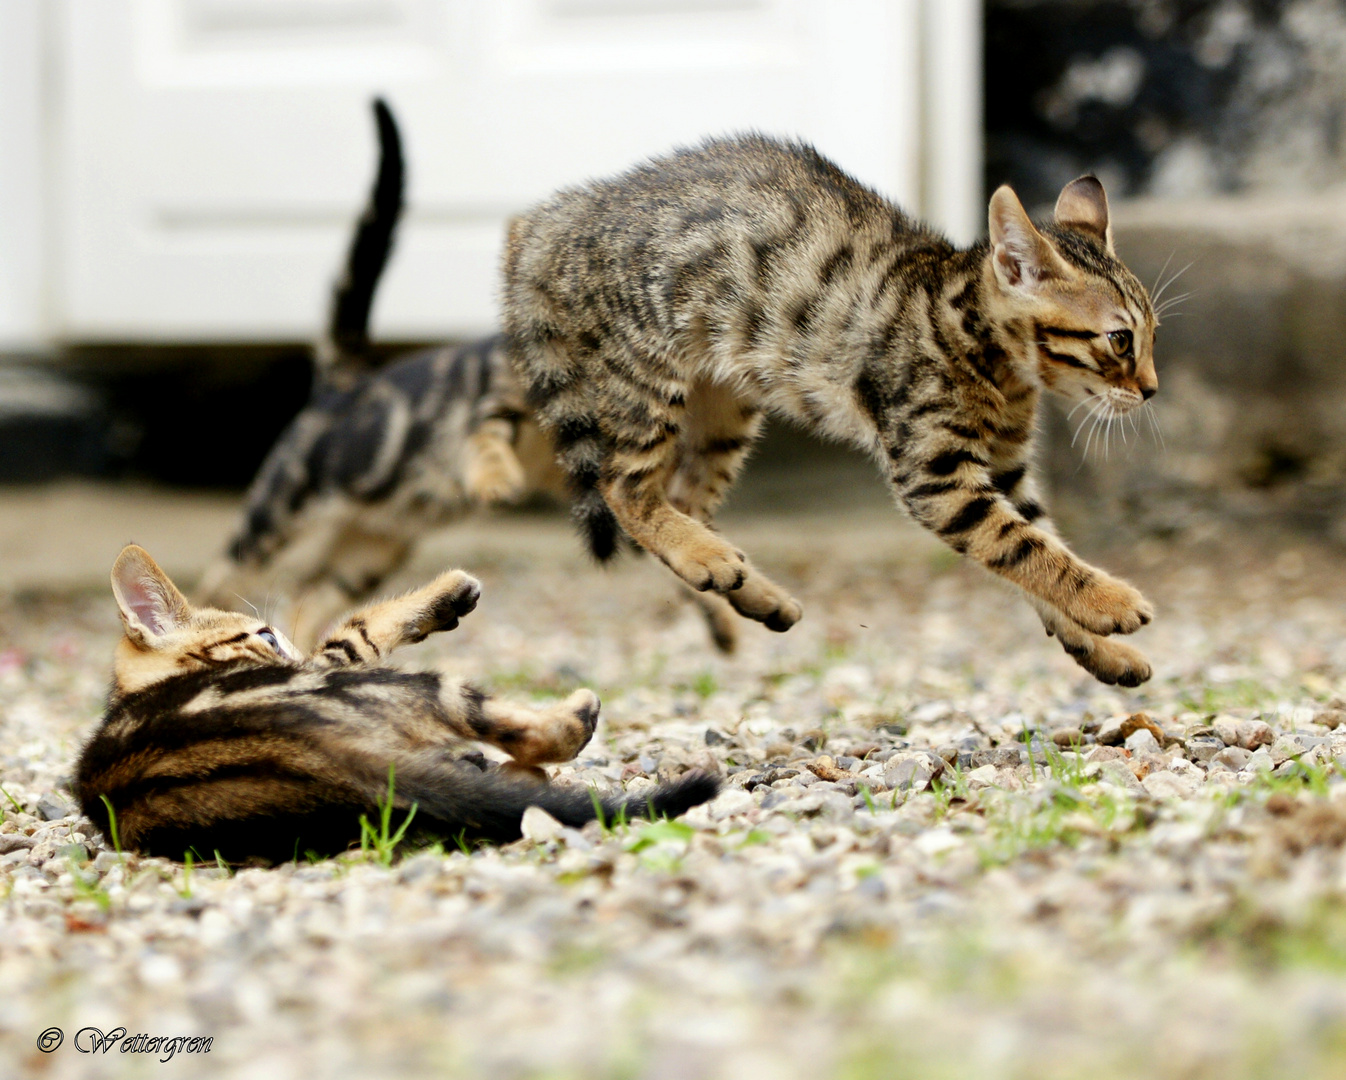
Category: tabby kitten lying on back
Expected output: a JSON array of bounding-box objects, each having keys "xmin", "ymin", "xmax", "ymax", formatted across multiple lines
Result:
[
  {"xmin": 76, "ymin": 546, "xmax": 716, "ymax": 862},
  {"xmin": 503, "ymin": 135, "xmax": 1159, "ymax": 685}
]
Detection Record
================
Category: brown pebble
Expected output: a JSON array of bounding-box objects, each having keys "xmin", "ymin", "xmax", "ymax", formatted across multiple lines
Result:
[
  {"xmin": 1051, "ymin": 728, "xmax": 1083, "ymax": 747},
  {"xmin": 1120, "ymin": 713, "xmax": 1166, "ymax": 744},
  {"xmin": 807, "ymin": 756, "xmax": 850, "ymax": 782}
]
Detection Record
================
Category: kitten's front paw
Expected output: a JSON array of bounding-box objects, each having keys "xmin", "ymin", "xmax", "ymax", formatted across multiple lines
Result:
[
  {"xmin": 666, "ymin": 542, "xmax": 746, "ymax": 593},
  {"xmin": 413, "ymin": 572, "xmax": 482, "ymax": 638},
  {"xmin": 725, "ymin": 573, "xmax": 803, "ymax": 632},
  {"xmin": 1066, "ymin": 575, "xmax": 1152, "ymax": 637},
  {"xmin": 1062, "ymin": 635, "xmax": 1152, "ymax": 686}
]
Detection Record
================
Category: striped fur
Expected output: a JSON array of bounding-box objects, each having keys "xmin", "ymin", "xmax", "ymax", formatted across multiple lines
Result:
[
  {"xmin": 200, "ymin": 100, "xmax": 743, "ymax": 653},
  {"xmin": 78, "ymin": 546, "xmax": 717, "ymax": 862},
  {"xmin": 502, "ymin": 135, "xmax": 1159, "ymax": 685}
]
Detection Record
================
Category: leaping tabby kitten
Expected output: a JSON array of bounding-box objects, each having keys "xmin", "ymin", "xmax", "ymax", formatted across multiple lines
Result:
[
  {"xmin": 502, "ymin": 135, "xmax": 1159, "ymax": 685},
  {"xmin": 77, "ymin": 546, "xmax": 717, "ymax": 862}
]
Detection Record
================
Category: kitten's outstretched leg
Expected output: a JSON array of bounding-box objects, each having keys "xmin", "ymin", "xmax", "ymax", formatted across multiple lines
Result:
[
  {"xmin": 1002, "ymin": 480, "xmax": 1152, "ymax": 685},
  {"xmin": 435, "ymin": 683, "xmax": 601, "ymax": 766},
  {"xmin": 312, "ymin": 570, "xmax": 481, "ymax": 667},
  {"xmin": 286, "ymin": 524, "xmax": 412, "ymax": 649},
  {"xmin": 462, "ymin": 418, "xmax": 527, "ymax": 505},
  {"xmin": 893, "ymin": 452, "xmax": 1152, "ymax": 679},
  {"xmin": 662, "ymin": 381, "xmax": 774, "ymax": 650},
  {"xmin": 689, "ymin": 588, "xmax": 738, "ymax": 653},
  {"xmin": 601, "ymin": 473, "xmax": 802, "ymax": 630}
]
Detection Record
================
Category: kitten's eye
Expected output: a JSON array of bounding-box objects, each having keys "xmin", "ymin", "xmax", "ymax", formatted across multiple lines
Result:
[
  {"xmin": 256, "ymin": 629, "xmax": 281, "ymax": 652},
  {"xmin": 1107, "ymin": 330, "xmax": 1133, "ymax": 357}
]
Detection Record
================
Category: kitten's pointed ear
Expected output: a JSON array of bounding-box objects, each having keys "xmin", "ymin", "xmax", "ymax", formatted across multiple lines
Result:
[
  {"xmin": 989, "ymin": 186, "xmax": 1066, "ymax": 291},
  {"xmin": 111, "ymin": 545, "xmax": 191, "ymax": 648},
  {"xmin": 1054, "ymin": 175, "xmax": 1113, "ymax": 253}
]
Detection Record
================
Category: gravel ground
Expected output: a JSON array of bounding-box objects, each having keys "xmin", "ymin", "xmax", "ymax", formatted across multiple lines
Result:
[{"xmin": 3, "ymin": 500, "xmax": 1346, "ymax": 1079}]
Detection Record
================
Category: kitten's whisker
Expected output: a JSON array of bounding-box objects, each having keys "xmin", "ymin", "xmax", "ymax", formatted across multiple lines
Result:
[
  {"xmin": 1143, "ymin": 402, "xmax": 1167, "ymax": 453},
  {"xmin": 291, "ymin": 592, "xmax": 307, "ymax": 643},
  {"xmin": 1151, "ymin": 260, "xmax": 1194, "ymax": 306},
  {"xmin": 1082, "ymin": 406, "xmax": 1106, "ymax": 460},
  {"xmin": 1155, "ymin": 292, "xmax": 1192, "ymax": 315},
  {"xmin": 1090, "ymin": 411, "xmax": 1106, "ymax": 460},
  {"xmin": 1156, "ymin": 289, "xmax": 1192, "ymax": 306},
  {"xmin": 1065, "ymin": 396, "xmax": 1095, "ymax": 422},
  {"xmin": 1071, "ymin": 398, "xmax": 1106, "ymax": 448},
  {"xmin": 1151, "ymin": 250, "xmax": 1176, "ymax": 298},
  {"xmin": 236, "ymin": 594, "xmax": 260, "ymax": 619}
]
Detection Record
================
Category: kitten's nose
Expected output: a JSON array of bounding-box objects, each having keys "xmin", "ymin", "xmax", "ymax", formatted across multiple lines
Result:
[{"xmin": 1141, "ymin": 386, "xmax": 1156, "ymax": 400}]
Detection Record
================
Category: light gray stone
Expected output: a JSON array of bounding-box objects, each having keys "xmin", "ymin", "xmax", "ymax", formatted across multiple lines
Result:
[
  {"xmin": 520, "ymin": 806, "xmax": 564, "ymax": 843},
  {"xmin": 1124, "ymin": 729, "xmax": 1161, "ymax": 756},
  {"xmin": 1213, "ymin": 746, "xmax": 1252, "ymax": 771}
]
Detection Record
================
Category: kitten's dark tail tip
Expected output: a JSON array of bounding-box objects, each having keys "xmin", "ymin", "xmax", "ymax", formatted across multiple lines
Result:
[
  {"xmin": 624, "ymin": 769, "xmax": 721, "ymax": 820},
  {"xmin": 573, "ymin": 488, "xmax": 621, "ymax": 563}
]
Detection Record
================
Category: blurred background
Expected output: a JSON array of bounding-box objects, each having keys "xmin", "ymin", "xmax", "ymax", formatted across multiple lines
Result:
[{"xmin": 1, "ymin": 0, "xmax": 1344, "ymax": 585}]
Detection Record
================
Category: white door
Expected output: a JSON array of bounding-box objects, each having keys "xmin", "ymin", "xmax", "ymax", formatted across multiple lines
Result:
[{"xmin": 47, "ymin": 0, "xmax": 980, "ymax": 343}]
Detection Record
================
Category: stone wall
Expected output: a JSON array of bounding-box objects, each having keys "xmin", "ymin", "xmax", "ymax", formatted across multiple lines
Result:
[
  {"xmin": 987, "ymin": 0, "xmax": 1346, "ymax": 207},
  {"xmin": 989, "ymin": 2, "xmax": 1346, "ymax": 545}
]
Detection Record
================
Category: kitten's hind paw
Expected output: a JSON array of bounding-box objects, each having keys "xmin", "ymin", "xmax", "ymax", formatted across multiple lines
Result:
[
  {"xmin": 689, "ymin": 589, "xmax": 739, "ymax": 653},
  {"xmin": 566, "ymin": 688, "xmax": 601, "ymax": 743},
  {"xmin": 515, "ymin": 689, "xmax": 600, "ymax": 765},
  {"xmin": 465, "ymin": 449, "xmax": 527, "ymax": 505}
]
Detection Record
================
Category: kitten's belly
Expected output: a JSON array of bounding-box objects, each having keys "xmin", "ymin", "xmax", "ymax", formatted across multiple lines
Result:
[{"xmin": 752, "ymin": 371, "xmax": 875, "ymax": 452}]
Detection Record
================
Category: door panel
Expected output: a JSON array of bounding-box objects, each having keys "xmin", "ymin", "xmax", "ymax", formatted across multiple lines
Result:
[{"xmin": 56, "ymin": 0, "xmax": 962, "ymax": 342}]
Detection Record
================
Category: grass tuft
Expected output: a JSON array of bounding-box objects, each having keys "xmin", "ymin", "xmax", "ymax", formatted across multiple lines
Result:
[
  {"xmin": 98, "ymin": 794, "xmax": 124, "ymax": 863},
  {"xmin": 0, "ymin": 782, "xmax": 23, "ymax": 814},
  {"xmin": 359, "ymin": 763, "xmax": 419, "ymax": 867}
]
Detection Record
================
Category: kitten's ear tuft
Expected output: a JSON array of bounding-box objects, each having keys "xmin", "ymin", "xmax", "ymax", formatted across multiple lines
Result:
[
  {"xmin": 989, "ymin": 186, "xmax": 1065, "ymax": 291},
  {"xmin": 1054, "ymin": 175, "xmax": 1113, "ymax": 253},
  {"xmin": 111, "ymin": 545, "xmax": 191, "ymax": 647}
]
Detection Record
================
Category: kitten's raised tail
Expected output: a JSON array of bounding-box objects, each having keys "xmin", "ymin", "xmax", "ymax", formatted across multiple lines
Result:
[
  {"xmin": 318, "ymin": 97, "xmax": 405, "ymax": 372},
  {"xmin": 382, "ymin": 760, "xmax": 720, "ymax": 844}
]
